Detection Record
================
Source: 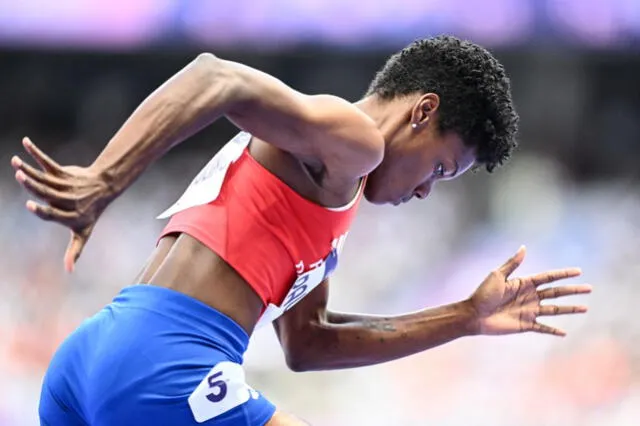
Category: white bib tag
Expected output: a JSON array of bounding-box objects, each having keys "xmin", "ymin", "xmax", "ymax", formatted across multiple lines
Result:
[
  {"xmin": 255, "ymin": 248, "xmax": 339, "ymax": 329},
  {"xmin": 157, "ymin": 132, "xmax": 251, "ymax": 219},
  {"xmin": 188, "ymin": 361, "xmax": 258, "ymax": 423}
]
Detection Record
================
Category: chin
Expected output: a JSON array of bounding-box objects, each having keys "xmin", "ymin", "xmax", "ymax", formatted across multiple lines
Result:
[
  {"xmin": 363, "ymin": 187, "xmax": 382, "ymax": 204},
  {"xmin": 363, "ymin": 187, "xmax": 394, "ymax": 205}
]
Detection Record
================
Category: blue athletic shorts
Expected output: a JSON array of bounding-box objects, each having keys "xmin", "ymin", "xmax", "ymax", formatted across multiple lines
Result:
[{"xmin": 39, "ymin": 285, "xmax": 276, "ymax": 425}]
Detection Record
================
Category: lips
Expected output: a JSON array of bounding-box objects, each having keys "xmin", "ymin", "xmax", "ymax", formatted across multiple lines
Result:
[{"xmin": 392, "ymin": 195, "xmax": 412, "ymax": 206}]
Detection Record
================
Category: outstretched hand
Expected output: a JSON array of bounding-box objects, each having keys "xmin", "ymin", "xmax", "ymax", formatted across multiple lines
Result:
[
  {"xmin": 12, "ymin": 137, "xmax": 114, "ymax": 272},
  {"xmin": 470, "ymin": 246, "xmax": 591, "ymax": 337}
]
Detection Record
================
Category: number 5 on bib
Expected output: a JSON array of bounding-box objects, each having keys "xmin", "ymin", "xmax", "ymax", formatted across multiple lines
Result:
[{"xmin": 188, "ymin": 361, "xmax": 253, "ymax": 423}]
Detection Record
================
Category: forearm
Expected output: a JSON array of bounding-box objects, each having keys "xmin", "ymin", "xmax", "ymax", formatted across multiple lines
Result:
[
  {"xmin": 90, "ymin": 53, "xmax": 237, "ymax": 195},
  {"xmin": 294, "ymin": 301, "xmax": 478, "ymax": 371}
]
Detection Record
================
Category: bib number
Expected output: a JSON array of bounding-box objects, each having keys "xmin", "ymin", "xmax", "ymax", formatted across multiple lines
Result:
[
  {"xmin": 205, "ymin": 372, "xmax": 227, "ymax": 403},
  {"xmin": 283, "ymin": 274, "xmax": 310, "ymax": 311},
  {"xmin": 188, "ymin": 361, "xmax": 256, "ymax": 423},
  {"xmin": 256, "ymin": 248, "xmax": 339, "ymax": 328}
]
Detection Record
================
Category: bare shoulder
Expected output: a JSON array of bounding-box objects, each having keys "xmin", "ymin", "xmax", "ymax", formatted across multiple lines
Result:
[
  {"xmin": 306, "ymin": 94, "xmax": 371, "ymax": 121},
  {"xmin": 306, "ymin": 94, "xmax": 379, "ymax": 138},
  {"xmin": 222, "ymin": 58, "xmax": 383, "ymax": 182},
  {"xmin": 304, "ymin": 94, "xmax": 384, "ymax": 179}
]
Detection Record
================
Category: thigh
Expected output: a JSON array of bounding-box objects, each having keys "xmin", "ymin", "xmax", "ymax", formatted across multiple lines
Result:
[
  {"xmin": 92, "ymin": 359, "xmax": 275, "ymax": 426},
  {"xmin": 180, "ymin": 360, "xmax": 276, "ymax": 426},
  {"xmin": 39, "ymin": 380, "xmax": 87, "ymax": 426},
  {"xmin": 55, "ymin": 285, "xmax": 276, "ymax": 425},
  {"xmin": 39, "ymin": 317, "xmax": 95, "ymax": 426}
]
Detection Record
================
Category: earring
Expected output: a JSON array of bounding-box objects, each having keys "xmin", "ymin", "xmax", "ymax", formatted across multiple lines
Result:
[{"xmin": 411, "ymin": 123, "xmax": 418, "ymax": 129}]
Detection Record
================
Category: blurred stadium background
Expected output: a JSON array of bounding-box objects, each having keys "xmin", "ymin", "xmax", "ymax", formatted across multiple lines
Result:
[{"xmin": 0, "ymin": 1, "xmax": 639, "ymax": 425}]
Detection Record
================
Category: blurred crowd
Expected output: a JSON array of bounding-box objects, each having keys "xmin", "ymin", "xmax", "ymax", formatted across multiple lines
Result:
[{"xmin": 0, "ymin": 144, "xmax": 638, "ymax": 425}]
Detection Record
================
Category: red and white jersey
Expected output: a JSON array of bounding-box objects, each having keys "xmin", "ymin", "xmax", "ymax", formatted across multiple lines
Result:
[{"xmin": 157, "ymin": 132, "xmax": 364, "ymax": 328}]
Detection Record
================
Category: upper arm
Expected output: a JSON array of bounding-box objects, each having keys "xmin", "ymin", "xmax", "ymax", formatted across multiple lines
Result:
[
  {"xmin": 221, "ymin": 59, "xmax": 384, "ymax": 180},
  {"xmin": 273, "ymin": 279, "xmax": 330, "ymax": 370}
]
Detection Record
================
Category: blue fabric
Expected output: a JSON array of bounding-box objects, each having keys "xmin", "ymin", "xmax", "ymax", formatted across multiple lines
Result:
[{"xmin": 39, "ymin": 285, "xmax": 276, "ymax": 425}]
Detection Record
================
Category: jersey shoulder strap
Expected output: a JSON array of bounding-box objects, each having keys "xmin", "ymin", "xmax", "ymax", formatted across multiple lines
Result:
[{"xmin": 157, "ymin": 132, "xmax": 251, "ymax": 219}]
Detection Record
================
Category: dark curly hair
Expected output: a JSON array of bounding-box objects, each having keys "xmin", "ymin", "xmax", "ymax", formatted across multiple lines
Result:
[{"xmin": 367, "ymin": 35, "xmax": 519, "ymax": 172}]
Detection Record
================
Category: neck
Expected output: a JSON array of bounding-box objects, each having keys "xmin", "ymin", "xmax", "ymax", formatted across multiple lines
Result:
[{"xmin": 354, "ymin": 95, "xmax": 410, "ymax": 151}]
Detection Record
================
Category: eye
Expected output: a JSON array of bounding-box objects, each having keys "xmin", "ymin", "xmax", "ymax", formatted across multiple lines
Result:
[{"xmin": 434, "ymin": 163, "xmax": 446, "ymax": 178}]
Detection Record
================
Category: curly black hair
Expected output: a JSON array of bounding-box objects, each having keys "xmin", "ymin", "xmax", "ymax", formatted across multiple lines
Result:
[{"xmin": 367, "ymin": 35, "xmax": 519, "ymax": 172}]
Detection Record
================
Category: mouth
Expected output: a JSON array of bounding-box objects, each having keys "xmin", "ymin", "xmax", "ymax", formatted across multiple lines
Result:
[{"xmin": 392, "ymin": 195, "xmax": 413, "ymax": 206}]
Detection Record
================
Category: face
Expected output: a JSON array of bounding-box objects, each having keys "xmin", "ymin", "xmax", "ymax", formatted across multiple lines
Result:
[{"xmin": 364, "ymin": 94, "xmax": 477, "ymax": 205}]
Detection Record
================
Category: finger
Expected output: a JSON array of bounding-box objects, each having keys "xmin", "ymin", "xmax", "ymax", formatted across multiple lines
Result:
[
  {"xmin": 11, "ymin": 156, "xmax": 68, "ymax": 189},
  {"xmin": 538, "ymin": 285, "xmax": 592, "ymax": 300},
  {"xmin": 532, "ymin": 322, "xmax": 566, "ymax": 337},
  {"xmin": 498, "ymin": 245, "xmax": 526, "ymax": 278},
  {"xmin": 527, "ymin": 268, "xmax": 582, "ymax": 287},
  {"xmin": 22, "ymin": 137, "xmax": 62, "ymax": 174},
  {"xmin": 537, "ymin": 305, "xmax": 588, "ymax": 316},
  {"xmin": 64, "ymin": 232, "xmax": 87, "ymax": 273},
  {"xmin": 16, "ymin": 171, "xmax": 75, "ymax": 208},
  {"xmin": 26, "ymin": 200, "xmax": 78, "ymax": 224}
]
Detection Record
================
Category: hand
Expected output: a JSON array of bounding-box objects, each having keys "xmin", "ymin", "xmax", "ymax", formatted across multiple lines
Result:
[
  {"xmin": 11, "ymin": 137, "xmax": 114, "ymax": 272},
  {"xmin": 469, "ymin": 246, "xmax": 591, "ymax": 337}
]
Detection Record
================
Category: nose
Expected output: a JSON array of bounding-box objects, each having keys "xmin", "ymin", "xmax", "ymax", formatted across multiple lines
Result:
[{"xmin": 414, "ymin": 181, "xmax": 432, "ymax": 200}]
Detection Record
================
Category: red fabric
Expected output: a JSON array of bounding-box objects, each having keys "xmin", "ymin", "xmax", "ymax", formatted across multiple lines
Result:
[{"xmin": 160, "ymin": 149, "xmax": 363, "ymax": 306}]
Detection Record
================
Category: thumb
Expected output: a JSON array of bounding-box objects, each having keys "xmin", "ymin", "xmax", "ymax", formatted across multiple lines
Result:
[
  {"xmin": 64, "ymin": 231, "xmax": 86, "ymax": 273},
  {"xmin": 499, "ymin": 245, "xmax": 526, "ymax": 278}
]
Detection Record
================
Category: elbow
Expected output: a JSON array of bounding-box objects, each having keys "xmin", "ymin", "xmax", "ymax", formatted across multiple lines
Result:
[
  {"xmin": 283, "ymin": 345, "xmax": 317, "ymax": 373},
  {"xmin": 282, "ymin": 321, "xmax": 333, "ymax": 372},
  {"xmin": 285, "ymin": 357, "xmax": 310, "ymax": 373},
  {"xmin": 193, "ymin": 52, "xmax": 219, "ymax": 69},
  {"xmin": 191, "ymin": 52, "xmax": 226, "ymax": 82},
  {"xmin": 190, "ymin": 52, "xmax": 239, "ymax": 97}
]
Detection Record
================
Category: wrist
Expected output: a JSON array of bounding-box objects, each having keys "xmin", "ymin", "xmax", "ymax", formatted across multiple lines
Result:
[
  {"xmin": 456, "ymin": 299, "xmax": 480, "ymax": 336},
  {"xmin": 88, "ymin": 162, "xmax": 121, "ymax": 202}
]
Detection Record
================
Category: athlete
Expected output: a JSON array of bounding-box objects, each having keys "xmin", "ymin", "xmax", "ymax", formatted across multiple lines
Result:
[{"xmin": 13, "ymin": 36, "xmax": 591, "ymax": 425}]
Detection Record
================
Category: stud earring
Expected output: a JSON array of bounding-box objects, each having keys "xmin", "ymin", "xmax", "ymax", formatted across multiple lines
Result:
[{"xmin": 411, "ymin": 123, "xmax": 418, "ymax": 129}]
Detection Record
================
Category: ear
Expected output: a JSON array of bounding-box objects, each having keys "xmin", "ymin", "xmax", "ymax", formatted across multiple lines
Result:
[{"xmin": 410, "ymin": 93, "xmax": 440, "ymax": 130}]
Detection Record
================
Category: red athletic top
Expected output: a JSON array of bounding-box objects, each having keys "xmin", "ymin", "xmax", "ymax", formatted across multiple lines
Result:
[{"xmin": 158, "ymin": 133, "xmax": 364, "ymax": 325}]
